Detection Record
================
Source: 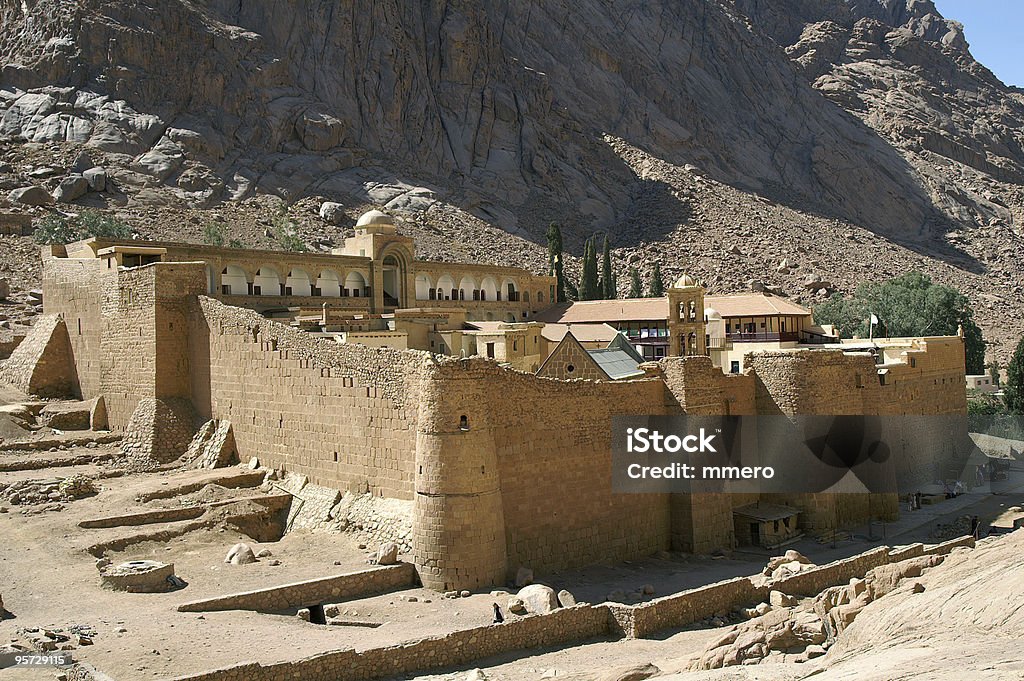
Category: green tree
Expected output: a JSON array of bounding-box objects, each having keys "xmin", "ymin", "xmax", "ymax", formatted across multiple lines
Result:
[
  {"xmin": 811, "ymin": 271, "xmax": 985, "ymax": 373},
  {"xmin": 1006, "ymin": 337, "xmax": 1024, "ymax": 414},
  {"xmin": 578, "ymin": 237, "xmax": 600, "ymax": 300},
  {"xmin": 987, "ymin": 361, "xmax": 1001, "ymax": 386},
  {"xmin": 600, "ymin": 235, "xmax": 615, "ymax": 299},
  {"xmin": 647, "ymin": 263, "xmax": 664, "ymax": 297},
  {"xmin": 203, "ymin": 221, "xmax": 226, "ymax": 247},
  {"xmin": 33, "ymin": 215, "xmax": 81, "ymax": 245},
  {"xmin": 628, "ymin": 267, "xmax": 643, "ymax": 298},
  {"xmin": 271, "ymin": 209, "xmax": 307, "ymax": 252},
  {"xmin": 547, "ymin": 222, "xmax": 566, "ymax": 302},
  {"xmin": 33, "ymin": 211, "xmax": 131, "ymax": 245}
]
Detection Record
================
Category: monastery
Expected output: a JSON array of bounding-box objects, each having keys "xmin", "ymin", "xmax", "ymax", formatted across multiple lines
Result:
[{"xmin": 0, "ymin": 210, "xmax": 970, "ymax": 591}]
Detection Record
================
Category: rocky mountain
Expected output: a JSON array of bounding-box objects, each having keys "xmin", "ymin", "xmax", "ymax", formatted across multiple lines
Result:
[{"xmin": 1, "ymin": 0, "xmax": 1022, "ymax": 357}]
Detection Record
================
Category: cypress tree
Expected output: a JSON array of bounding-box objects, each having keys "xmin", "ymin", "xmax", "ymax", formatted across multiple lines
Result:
[
  {"xmin": 579, "ymin": 237, "xmax": 600, "ymax": 300},
  {"xmin": 628, "ymin": 267, "xmax": 643, "ymax": 298},
  {"xmin": 648, "ymin": 263, "xmax": 664, "ymax": 297},
  {"xmin": 601, "ymin": 235, "xmax": 615, "ymax": 299},
  {"xmin": 1006, "ymin": 337, "xmax": 1024, "ymax": 414}
]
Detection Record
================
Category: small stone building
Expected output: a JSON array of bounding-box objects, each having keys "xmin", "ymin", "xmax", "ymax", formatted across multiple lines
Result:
[{"xmin": 733, "ymin": 503, "xmax": 802, "ymax": 549}]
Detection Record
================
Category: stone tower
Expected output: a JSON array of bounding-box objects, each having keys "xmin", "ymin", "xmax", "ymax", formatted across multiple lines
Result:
[
  {"xmin": 411, "ymin": 360, "xmax": 508, "ymax": 591},
  {"xmin": 668, "ymin": 274, "xmax": 707, "ymax": 357}
]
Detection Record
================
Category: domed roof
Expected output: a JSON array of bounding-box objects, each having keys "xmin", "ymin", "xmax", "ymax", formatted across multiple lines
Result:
[
  {"xmin": 704, "ymin": 307, "xmax": 722, "ymax": 321},
  {"xmin": 356, "ymin": 209, "xmax": 394, "ymax": 227},
  {"xmin": 673, "ymin": 274, "xmax": 698, "ymax": 288}
]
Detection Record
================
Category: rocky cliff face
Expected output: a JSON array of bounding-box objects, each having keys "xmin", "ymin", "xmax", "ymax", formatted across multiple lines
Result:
[
  {"xmin": 1, "ymin": 0, "xmax": 987, "ymax": 234},
  {"xmin": 1, "ymin": 0, "xmax": 1023, "ymax": 356}
]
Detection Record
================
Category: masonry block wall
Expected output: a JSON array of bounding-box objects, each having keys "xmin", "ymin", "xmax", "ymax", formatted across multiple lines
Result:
[{"xmin": 191, "ymin": 297, "xmax": 425, "ymax": 499}]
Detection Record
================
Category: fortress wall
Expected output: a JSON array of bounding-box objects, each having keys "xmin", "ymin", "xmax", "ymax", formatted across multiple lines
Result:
[
  {"xmin": 191, "ymin": 297, "xmax": 426, "ymax": 499},
  {"xmin": 41, "ymin": 253, "xmax": 106, "ymax": 400},
  {"xmin": 411, "ymin": 358, "xmax": 673, "ymax": 588},
  {"xmin": 42, "ymin": 256, "xmax": 206, "ymax": 426},
  {"xmin": 487, "ymin": 371, "xmax": 671, "ymax": 579}
]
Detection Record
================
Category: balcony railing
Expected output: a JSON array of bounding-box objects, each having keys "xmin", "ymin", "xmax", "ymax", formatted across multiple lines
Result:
[
  {"xmin": 800, "ymin": 330, "xmax": 841, "ymax": 345},
  {"xmin": 726, "ymin": 331, "xmax": 800, "ymax": 343}
]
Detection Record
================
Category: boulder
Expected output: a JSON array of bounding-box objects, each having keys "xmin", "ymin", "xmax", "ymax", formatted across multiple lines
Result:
[
  {"xmin": 514, "ymin": 566, "xmax": 534, "ymax": 588},
  {"xmin": 224, "ymin": 543, "xmax": 257, "ymax": 565},
  {"xmin": 83, "ymin": 167, "xmax": 107, "ymax": 192},
  {"xmin": 516, "ymin": 584, "xmax": 558, "ymax": 614},
  {"xmin": 507, "ymin": 597, "xmax": 528, "ymax": 615},
  {"xmin": 375, "ymin": 542, "xmax": 399, "ymax": 566},
  {"xmin": 769, "ymin": 590, "xmax": 796, "ymax": 607},
  {"xmin": 256, "ymin": 549, "xmax": 272, "ymax": 558},
  {"xmin": 557, "ymin": 589, "xmax": 576, "ymax": 607},
  {"xmin": 53, "ymin": 175, "xmax": 89, "ymax": 203},
  {"xmin": 319, "ymin": 201, "xmax": 346, "ymax": 225},
  {"xmin": 40, "ymin": 400, "xmax": 93, "ymax": 431},
  {"xmin": 8, "ymin": 186, "xmax": 53, "ymax": 206}
]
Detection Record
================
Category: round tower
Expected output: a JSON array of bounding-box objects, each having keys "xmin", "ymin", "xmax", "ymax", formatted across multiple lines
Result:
[{"xmin": 412, "ymin": 360, "xmax": 507, "ymax": 591}]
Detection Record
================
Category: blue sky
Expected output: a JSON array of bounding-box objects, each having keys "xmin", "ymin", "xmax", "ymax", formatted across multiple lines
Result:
[{"xmin": 932, "ymin": 1, "xmax": 1024, "ymax": 86}]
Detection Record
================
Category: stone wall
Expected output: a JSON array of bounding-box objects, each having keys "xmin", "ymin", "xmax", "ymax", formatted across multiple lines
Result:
[
  {"xmin": 164, "ymin": 537, "xmax": 979, "ymax": 681},
  {"xmin": 0, "ymin": 313, "xmax": 76, "ymax": 397},
  {"xmin": 165, "ymin": 603, "xmax": 611, "ymax": 681},
  {"xmin": 414, "ymin": 359, "xmax": 671, "ymax": 588},
  {"xmin": 625, "ymin": 536, "xmax": 975, "ymax": 637},
  {"xmin": 176, "ymin": 563, "xmax": 416, "ymax": 613},
  {"xmin": 191, "ymin": 297, "xmax": 426, "ymax": 498}
]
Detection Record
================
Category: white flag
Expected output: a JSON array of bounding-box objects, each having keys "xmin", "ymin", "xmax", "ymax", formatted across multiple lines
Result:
[{"xmin": 870, "ymin": 314, "xmax": 879, "ymax": 325}]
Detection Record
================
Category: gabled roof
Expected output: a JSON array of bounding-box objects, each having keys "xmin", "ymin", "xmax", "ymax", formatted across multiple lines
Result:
[
  {"xmin": 705, "ymin": 294, "xmax": 811, "ymax": 318},
  {"xmin": 540, "ymin": 322, "xmax": 620, "ymax": 343},
  {"xmin": 588, "ymin": 348, "xmax": 646, "ymax": 380},
  {"xmin": 533, "ymin": 298, "xmax": 669, "ymax": 323},
  {"xmin": 605, "ymin": 332, "xmax": 646, "ymax": 364}
]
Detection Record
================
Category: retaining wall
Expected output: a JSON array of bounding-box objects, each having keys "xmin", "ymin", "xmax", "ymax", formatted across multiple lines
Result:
[{"xmin": 176, "ymin": 563, "xmax": 416, "ymax": 613}]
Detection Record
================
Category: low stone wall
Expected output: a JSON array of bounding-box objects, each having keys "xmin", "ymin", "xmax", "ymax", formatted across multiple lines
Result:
[
  {"xmin": 626, "ymin": 537, "xmax": 977, "ymax": 638},
  {"xmin": 165, "ymin": 604, "xmax": 611, "ymax": 681},
  {"xmin": 176, "ymin": 564, "xmax": 416, "ymax": 613},
  {"xmin": 162, "ymin": 537, "xmax": 980, "ymax": 681},
  {"xmin": 629, "ymin": 576, "xmax": 768, "ymax": 639},
  {"xmin": 769, "ymin": 547, "xmax": 891, "ymax": 597}
]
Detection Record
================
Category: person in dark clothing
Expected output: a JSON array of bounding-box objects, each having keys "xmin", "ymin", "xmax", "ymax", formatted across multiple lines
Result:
[{"xmin": 492, "ymin": 602, "xmax": 504, "ymax": 624}]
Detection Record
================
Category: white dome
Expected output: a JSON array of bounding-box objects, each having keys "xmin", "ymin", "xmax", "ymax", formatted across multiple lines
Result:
[
  {"xmin": 356, "ymin": 209, "xmax": 394, "ymax": 227},
  {"xmin": 704, "ymin": 307, "xmax": 722, "ymax": 321},
  {"xmin": 673, "ymin": 274, "xmax": 698, "ymax": 288}
]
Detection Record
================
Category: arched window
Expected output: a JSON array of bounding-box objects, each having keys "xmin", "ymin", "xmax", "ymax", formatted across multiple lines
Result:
[
  {"xmin": 344, "ymin": 271, "xmax": 367, "ymax": 298},
  {"xmin": 285, "ymin": 268, "xmax": 312, "ymax": 296},
  {"xmin": 221, "ymin": 265, "xmax": 248, "ymax": 295},
  {"xmin": 458, "ymin": 276, "xmax": 477, "ymax": 302},
  {"xmin": 415, "ymin": 273, "xmax": 433, "ymax": 301},
  {"xmin": 537, "ymin": 291, "xmax": 544, "ymax": 304},
  {"xmin": 480, "ymin": 277, "xmax": 498, "ymax": 302},
  {"xmin": 254, "ymin": 266, "xmax": 282, "ymax": 296},
  {"xmin": 316, "ymin": 270, "xmax": 342, "ymax": 297},
  {"xmin": 436, "ymin": 275, "xmax": 456, "ymax": 301}
]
